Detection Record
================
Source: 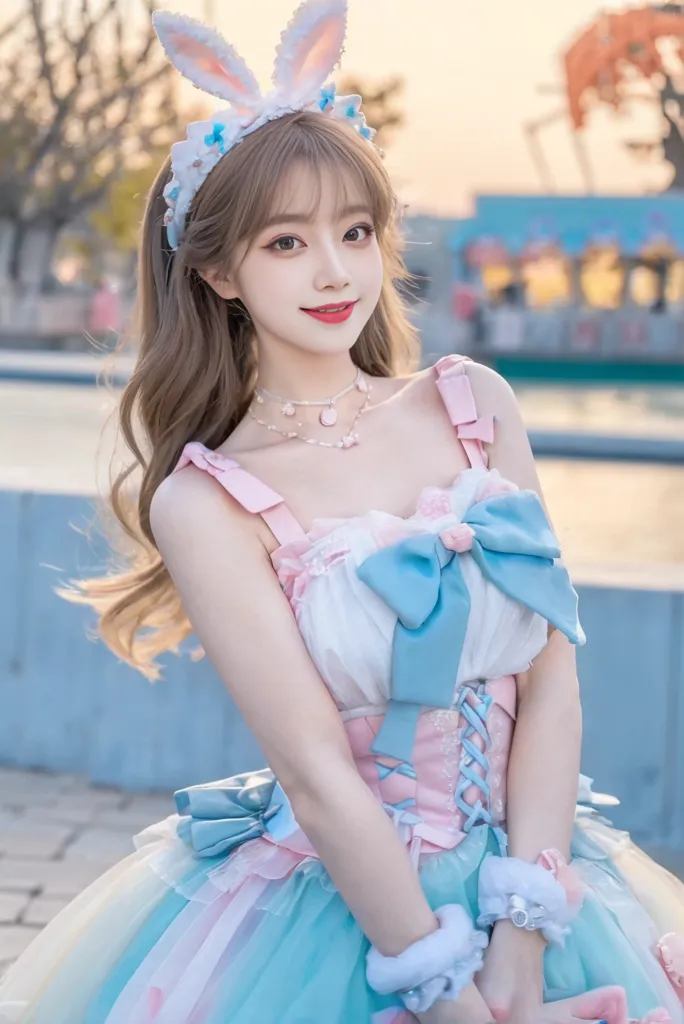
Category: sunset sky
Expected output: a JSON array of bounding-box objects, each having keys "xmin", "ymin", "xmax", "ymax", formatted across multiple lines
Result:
[
  {"xmin": 37, "ymin": 0, "xmax": 675, "ymax": 215},
  {"xmin": 161, "ymin": 0, "xmax": 672, "ymax": 215}
]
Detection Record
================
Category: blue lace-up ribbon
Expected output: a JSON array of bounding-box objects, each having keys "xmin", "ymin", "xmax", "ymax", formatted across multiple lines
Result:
[{"xmin": 454, "ymin": 681, "xmax": 508, "ymax": 854}]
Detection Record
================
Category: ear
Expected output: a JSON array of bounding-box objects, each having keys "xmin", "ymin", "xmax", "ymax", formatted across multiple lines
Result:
[
  {"xmin": 272, "ymin": 0, "xmax": 348, "ymax": 107},
  {"xmin": 153, "ymin": 10, "xmax": 261, "ymax": 115},
  {"xmin": 199, "ymin": 267, "xmax": 241, "ymax": 302}
]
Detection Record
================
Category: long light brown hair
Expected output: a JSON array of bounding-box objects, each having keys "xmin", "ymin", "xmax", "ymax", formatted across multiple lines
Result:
[{"xmin": 56, "ymin": 111, "xmax": 420, "ymax": 681}]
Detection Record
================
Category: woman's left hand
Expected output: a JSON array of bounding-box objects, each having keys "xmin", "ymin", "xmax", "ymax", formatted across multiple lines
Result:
[
  {"xmin": 475, "ymin": 919, "xmax": 545, "ymax": 1021},
  {"xmin": 475, "ymin": 923, "xmax": 661, "ymax": 1024}
]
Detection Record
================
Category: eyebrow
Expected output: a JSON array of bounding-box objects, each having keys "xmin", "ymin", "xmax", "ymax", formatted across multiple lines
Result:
[{"xmin": 260, "ymin": 203, "xmax": 372, "ymax": 231}]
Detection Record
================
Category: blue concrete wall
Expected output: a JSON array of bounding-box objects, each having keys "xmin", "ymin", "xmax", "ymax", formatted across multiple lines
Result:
[
  {"xmin": 0, "ymin": 489, "xmax": 264, "ymax": 791},
  {"xmin": 1, "ymin": 488, "xmax": 683, "ymax": 850}
]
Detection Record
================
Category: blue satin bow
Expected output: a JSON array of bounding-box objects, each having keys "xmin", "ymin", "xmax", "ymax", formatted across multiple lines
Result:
[
  {"xmin": 357, "ymin": 491, "xmax": 585, "ymax": 765},
  {"xmin": 174, "ymin": 768, "xmax": 298, "ymax": 858}
]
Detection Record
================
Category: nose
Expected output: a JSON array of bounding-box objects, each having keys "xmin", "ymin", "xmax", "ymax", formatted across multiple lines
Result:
[{"xmin": 312, "ymin": 239, "xmax": 352, "ymax": 293}]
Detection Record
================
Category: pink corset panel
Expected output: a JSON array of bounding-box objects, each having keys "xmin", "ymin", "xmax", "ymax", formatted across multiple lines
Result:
[{"xmin": 344, "ymin": 676, "xmax": 517, "ymax": 864}]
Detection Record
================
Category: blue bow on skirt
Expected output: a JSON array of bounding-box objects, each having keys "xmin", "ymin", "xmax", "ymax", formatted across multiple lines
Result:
[{"xmin": 174, "ymin": 768, "xmax": 298, "ymax": 858}]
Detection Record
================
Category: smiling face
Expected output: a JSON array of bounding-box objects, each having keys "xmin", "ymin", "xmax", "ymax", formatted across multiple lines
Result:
[{"xmin": 204, "ymin": 161, "xmax": 385, "ymax": 360}]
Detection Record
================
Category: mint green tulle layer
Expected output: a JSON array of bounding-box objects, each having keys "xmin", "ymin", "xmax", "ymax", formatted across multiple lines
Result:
[{"xmin": 2, "ymin": 814, "xmax": 684, "ymax": 1023}]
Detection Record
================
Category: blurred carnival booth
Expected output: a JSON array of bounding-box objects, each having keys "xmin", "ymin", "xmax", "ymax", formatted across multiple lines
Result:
[{"xmin": 405, "ymin": 195, "xmax": 684, "ymax": 381}]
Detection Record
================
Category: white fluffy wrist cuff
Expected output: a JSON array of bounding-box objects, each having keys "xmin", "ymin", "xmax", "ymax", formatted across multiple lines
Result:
[
  {"xmin": 477, "ymin": 851, "xmax": 585, "ymax": 947},
  {"xmin": 366, "ymin": 904, "xmax": 489, "ymax": 1014}
]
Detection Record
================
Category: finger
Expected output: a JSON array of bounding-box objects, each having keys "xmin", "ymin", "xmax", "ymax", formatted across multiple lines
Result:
[
  {"xmin": 555, "ymin": 985, "xmax": 627, "ymax": 1023},
  {"xmin": 560, "ymin": 1012, "xmax": 609, "ymax": 1022},
  {"xmin": 540, "ymin": 1011, "xmax": 609, "ymax": 1023},
  {"xmin": 505, "ymin": 991, "xmax": 603, "ymax": 1024}
]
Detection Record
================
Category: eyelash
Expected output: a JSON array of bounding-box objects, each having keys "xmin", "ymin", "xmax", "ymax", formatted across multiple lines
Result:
[{"xmin": 267, "ymin": 223, "xmax": 375, "ymax": 252}]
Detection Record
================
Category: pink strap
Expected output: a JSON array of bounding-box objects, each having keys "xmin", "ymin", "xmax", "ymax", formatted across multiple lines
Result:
[
  {"xmin": 172, "ymin": 441, "xmax": 307, "ymax": 547},
  {"xmin": 433, "ymin": 356, "xmax": 494, "ymax": 469}
]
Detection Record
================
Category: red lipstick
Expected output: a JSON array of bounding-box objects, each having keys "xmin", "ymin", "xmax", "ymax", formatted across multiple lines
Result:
[{"xmin": 301, "ymin": 301, "xmax": 357, "ymax": 324}]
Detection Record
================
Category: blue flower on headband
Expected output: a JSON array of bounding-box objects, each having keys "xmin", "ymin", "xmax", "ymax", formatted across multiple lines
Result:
[
  {"xmin": 345, "ymin": 97, "xmax": 362, "ymax": 119},
  {"xmin": 319, "ymin": 84, "xmax": 336, "ymax": 111},
  {"xmin": 204, "ymin": 122, "xmax": 226, "ymax": 153}
]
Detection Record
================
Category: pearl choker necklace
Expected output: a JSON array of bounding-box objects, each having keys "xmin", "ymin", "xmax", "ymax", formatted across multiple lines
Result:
[
  {"xmin": 249, "ymin": 370, "xmax": 372, "ymax": 449},
  {"xmin": 254, "ymin": 367, "xmax": 368, "ymax": 427}
]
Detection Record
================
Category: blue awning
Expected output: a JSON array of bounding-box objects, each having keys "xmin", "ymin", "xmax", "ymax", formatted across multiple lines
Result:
[{"xmin": 449, "ymin": 194, "xmax": 684, "ymax": 257}]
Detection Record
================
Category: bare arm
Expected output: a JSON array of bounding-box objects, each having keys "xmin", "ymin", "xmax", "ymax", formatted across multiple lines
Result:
[
  {"xmin": 468, "ymin": 365, "xmax": 582, "ymax": 1017},
  {"xmin": 150, "ymin": 467, "xmax": 441, "ymax": 955},
  {"xmin": 472, "ymin": 363, "xmax": 582, "ymax": 863}
]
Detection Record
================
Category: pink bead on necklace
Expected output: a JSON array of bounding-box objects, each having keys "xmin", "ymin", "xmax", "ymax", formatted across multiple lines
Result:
[
  {"xmin": 249, "ymin": 369, "xmax": 371, "ymax": 449},
  {"xmin": 254, "ymin": 367, "xmax": 368, "ymax": 428}
]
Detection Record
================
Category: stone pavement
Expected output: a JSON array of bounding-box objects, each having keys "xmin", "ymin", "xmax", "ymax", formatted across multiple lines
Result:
[{"xmin": 0, "ymin": 766, "xmax": 174, "ymax": 980}]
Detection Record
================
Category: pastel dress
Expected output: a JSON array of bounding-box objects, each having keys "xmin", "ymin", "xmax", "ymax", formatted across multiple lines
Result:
[{"xmin": 3, "ymin": 355, "xmax": 684, "ymax": 1024}]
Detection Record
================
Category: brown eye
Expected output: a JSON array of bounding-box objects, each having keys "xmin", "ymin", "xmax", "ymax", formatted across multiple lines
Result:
[
  {"xmin": 344, "ymin": 224, "xmax": 374, "ymax": 243},
  {"xmin": 268, "ymin": 235, "xmax": 302, "ymax": 252}
]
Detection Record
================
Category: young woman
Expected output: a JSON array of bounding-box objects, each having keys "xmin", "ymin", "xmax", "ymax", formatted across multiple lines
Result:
[{"xmin": 2, "ymin": 3, "xmax": 683, "ymax": 1022}]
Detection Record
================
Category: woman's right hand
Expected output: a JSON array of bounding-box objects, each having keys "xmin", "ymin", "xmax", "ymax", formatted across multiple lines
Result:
[{"xmin": 415, "ymin": 982, "xmax": 495, "ymax": 1024}]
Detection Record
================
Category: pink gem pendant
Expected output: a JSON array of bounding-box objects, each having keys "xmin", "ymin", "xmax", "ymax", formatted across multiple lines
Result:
[
  {"xmin": 341, "ymin": 434, "xmax": 358, "ymax": 448},
  {"xmin": 282, "ymin": 402, "xmax": 296, "ymax": 417},
  {"xmin": 319, "ymin": 405, "xmax": 338, "ymax": 427}
]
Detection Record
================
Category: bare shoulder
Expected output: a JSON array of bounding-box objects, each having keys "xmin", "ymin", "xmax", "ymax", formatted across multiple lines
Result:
[
  {"xmin": 149, "ymin": 462, "xmax": 263, "ymax": 558},
  {"xmin": 460, "ymin": 359, "xmax": 519, "ymax": 420},
  {"xmin": 385, "ymin": 362, "xmax": 447, "ymax": 415}
]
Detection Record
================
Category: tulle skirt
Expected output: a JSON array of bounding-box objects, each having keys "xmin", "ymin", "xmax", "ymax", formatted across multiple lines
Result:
[{"xmin": 1, "ymin": 805, "xmax": 684, "ymax": 1023}]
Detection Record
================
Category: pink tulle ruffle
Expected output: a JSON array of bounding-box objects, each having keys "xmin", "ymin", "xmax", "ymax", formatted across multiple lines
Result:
[{"xmin": 657, "ymin": 933, "xmax": 684, "ymax": 1007}]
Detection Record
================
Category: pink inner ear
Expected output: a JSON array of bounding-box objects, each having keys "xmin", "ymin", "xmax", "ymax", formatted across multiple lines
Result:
[
  {"xmin": 170, "ymin": 31, "xmax": 253, "ymax": 99},
  {"xmin": 290, "ymin": 16, "xmax": 344, "ymax": 91}
]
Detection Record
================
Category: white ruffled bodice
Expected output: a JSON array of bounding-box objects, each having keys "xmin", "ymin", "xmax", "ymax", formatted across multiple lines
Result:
[{"xmin": 273, "ymin": 466, "xmax": 549, "ymax": 716}]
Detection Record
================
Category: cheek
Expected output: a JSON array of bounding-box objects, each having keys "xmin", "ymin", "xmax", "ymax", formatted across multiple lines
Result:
[
  {"xmin": 239, "ymin": 256, "xmax": 295, "ymax": 311},
  {"xmin": 363, "ymin": 245, "xmax": 385, "ymax": 297}
]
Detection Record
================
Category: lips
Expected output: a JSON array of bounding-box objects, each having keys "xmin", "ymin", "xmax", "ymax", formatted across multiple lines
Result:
[{"xmin": 301, "ymin": 301, "xmax": 357, "ymax": 324}]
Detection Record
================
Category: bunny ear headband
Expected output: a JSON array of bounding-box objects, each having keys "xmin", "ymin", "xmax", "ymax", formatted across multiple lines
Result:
[{"xmin": 152, "ymin": 0, "xmax": 376, "ymax": 250}]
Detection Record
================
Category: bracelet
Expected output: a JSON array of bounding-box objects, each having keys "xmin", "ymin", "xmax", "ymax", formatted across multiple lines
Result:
[
  {"xmin": 366, "ymin": 904, "xmax": 489, "ymax": 1014},
  {"xmin": 477, "ymin": 849, "xmax": 585, "ymax": 947}
]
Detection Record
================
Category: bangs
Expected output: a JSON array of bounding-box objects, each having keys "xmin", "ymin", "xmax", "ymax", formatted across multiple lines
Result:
[
  {"xmin": 257, "ymin": 140, "xmax": 391, "ymax": 235},
  {"xmin": 263, "ymin": 161, "xmax": 373, "ymax": 233},
  {"xmin": 201, "ymin": 112, "xmax": 395, "ymax": 251}
]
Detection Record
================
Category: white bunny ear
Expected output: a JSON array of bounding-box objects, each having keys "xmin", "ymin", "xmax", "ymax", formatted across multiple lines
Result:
[
  {"xmin": 153, "ymin": 11, "xmax": 261, "ymax": 114},
  {"xmin": 272, "ymin": 0, "xmax": 348, "ymax": 106}
]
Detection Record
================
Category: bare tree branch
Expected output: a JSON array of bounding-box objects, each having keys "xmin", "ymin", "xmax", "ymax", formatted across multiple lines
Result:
[
  {"xmin": 20, "ymin": 5, "xmax": 101, "ymax": 179},
  {"xmin": 30, "ymin": 0, "xmax": 60, "ymax": 108},
  {"xmin": 0, "ymin": 0, "xmax": 193, "ymax": 281}
]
